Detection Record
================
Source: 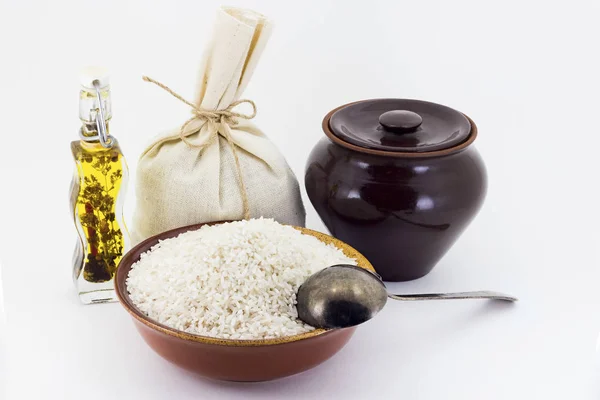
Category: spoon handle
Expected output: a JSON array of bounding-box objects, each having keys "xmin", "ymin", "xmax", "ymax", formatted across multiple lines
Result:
[{"xmin": 388, "ymin": 291, "xmax": 517, "ymax": 302}]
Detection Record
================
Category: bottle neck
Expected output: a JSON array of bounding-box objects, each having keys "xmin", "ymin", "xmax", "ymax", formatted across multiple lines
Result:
[
  {"xmin": 79, "ymin": 85, "xmax": 112, "ymax": 139},
  {"xmin": 81, "ymin": 121, "xmax": 110, "ymax": 139}
]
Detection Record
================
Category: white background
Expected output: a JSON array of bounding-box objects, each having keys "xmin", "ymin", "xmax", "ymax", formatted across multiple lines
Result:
[
  {"xmin": 1, "ymin": 0, "xmax": 600, "ymax": 398},
  {"xmin": 0, "ymin": 261, "xmax": 5, "ymax": 400}
]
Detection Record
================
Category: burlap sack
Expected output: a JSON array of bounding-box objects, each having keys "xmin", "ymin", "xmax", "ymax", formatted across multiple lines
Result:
[{"xmin": 132, "ymin": 7, "xmax": 305, "ymax": 244}]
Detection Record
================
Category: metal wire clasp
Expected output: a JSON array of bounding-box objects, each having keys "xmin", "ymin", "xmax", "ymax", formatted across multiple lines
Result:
[{"xmin": 79, "ymin": 79, "xmax": 114, "ymax": 148}]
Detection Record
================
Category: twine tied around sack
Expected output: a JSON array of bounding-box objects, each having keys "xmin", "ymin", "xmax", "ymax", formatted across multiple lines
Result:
[{"xmin": 142, "ymin": 76, "xmax": 254, "ymax": 220}]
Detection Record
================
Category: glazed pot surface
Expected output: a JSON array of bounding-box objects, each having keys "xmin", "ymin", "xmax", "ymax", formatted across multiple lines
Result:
[{"xmin": 305, "ymin": 135, "xmax": 487, "ymax": 281}]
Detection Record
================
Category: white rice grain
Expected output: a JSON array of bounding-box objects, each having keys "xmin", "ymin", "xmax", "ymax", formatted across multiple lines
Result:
[{"xmin": 126, "ymin": 219, "xmax": 356, "ymax": 340}]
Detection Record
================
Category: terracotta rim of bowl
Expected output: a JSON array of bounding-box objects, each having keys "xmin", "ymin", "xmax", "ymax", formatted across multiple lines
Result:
[
  {"xmin": 115, "ymin": 222, "xmax": 375, "ymax": 347},
  {"xmin": 322, "ymin": 99, "xmax": 478, "ymax": 158}
]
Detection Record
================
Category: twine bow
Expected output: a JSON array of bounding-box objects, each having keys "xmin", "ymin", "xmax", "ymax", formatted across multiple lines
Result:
[{"xmin": 142, "ymin": 75, "xmax": 255, "ymax": 220}]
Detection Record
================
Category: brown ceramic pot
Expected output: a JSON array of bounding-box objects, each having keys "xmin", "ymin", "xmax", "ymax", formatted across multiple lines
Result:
[
  {"xmin": 305, "ymin": 99, "xmax": 487, "ymax": 282},
  {"xmin": 115, "ymin": 221, "xmax": 375, "ymax": 382}
]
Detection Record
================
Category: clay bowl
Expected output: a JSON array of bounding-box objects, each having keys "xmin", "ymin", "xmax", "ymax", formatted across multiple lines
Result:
[{"xmin": 115, "ymin": 221, "xmax": 375, "ymax": 382}]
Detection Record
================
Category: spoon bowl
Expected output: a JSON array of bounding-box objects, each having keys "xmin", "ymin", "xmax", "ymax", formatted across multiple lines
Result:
[{"xmin": 297, "ymin": 265, "xmax": 388, "ymax": 329}]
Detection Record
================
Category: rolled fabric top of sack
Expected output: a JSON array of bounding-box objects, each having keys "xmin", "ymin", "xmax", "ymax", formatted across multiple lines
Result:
[{"xmin": 132, "ymin": 6, "xmax": 305, "ymax": 244}]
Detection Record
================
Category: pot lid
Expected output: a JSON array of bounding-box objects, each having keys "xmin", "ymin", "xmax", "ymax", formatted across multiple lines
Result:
[{"xmin": 328, "ymin": 99, "xmax": 471, "ymax": 153}]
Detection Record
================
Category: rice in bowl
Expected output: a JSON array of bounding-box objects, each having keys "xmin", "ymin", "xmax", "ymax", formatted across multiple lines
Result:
[{"xmin": 126, "ymin": 219, "xmax": 356, "ymax": 340}]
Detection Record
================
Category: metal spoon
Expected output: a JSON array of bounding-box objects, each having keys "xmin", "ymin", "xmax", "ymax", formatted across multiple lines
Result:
[{"xmin": 297, "ymin": 264, "xmax": 517, "ymax": 329}]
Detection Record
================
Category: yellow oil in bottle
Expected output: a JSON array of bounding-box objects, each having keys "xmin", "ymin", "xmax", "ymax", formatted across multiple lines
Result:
[{"xmin": 71, "ymin": 68, "xmax": 129, "ymax": 304}]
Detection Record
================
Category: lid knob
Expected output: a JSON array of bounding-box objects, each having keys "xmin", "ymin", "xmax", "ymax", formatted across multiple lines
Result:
[{"xmin": 379, "ymin": 110, "xmax": 423, "ymax": 134}]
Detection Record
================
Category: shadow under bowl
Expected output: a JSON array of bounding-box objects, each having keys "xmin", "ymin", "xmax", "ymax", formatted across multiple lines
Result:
[{"xmin": 114, "ymin": 221, "xmax": 376, "ymax": 382}]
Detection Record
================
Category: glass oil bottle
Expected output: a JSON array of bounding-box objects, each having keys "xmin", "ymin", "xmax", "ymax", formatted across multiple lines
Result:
[{"xmin": 70, "ymin": 67, "xmax": 130, "ymax": 304}]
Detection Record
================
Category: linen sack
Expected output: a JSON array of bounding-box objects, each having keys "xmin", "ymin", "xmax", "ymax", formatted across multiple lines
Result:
[{"xmin": 132, "ymin": 7, "xmax": 305, "ymax": 244}]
